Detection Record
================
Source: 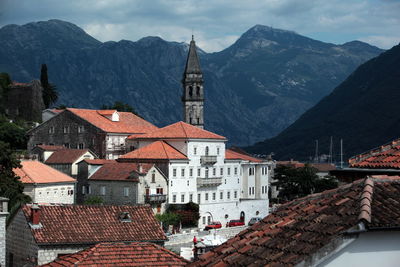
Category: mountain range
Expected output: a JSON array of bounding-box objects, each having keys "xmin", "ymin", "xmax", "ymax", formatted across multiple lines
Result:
[
  {"xmin": 0, "ymin": 19, "xmax": 383, "ymax": 145},
  {"xmin": 247, "ymin": 43, "xmax": 400, "ymax": 161}
]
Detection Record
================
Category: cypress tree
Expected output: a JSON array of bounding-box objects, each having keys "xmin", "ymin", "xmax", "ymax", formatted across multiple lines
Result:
[{"xmin": 40, "ymin": 64, "xmax": 58, "ymax": 108}]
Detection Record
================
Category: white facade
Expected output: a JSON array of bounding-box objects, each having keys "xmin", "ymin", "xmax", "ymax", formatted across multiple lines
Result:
[
  {"xmin": 320, "ymin": 231, "xmax": 400, "ymax": 267},
  {"xmin": 133, "ymin": 137, "xmax": 273, "ymax": 229},
  {"xmin": 24, "ymin": 183, "xmax": 75, "ymax": 204},
  {"xmin": 106, "ymin": 133, "xmax": 131, "ymax": 159}
]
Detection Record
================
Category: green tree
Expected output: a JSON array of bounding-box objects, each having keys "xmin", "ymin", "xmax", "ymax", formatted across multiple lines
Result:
[
  {"xmin": 101, "ymin": 101, "xmax": 139, "ymax": 116},
  {"xmin": 155, "ymin": 212, "xmax": 181, "ymax": 231},
  {"xmin": 273, "ymin": 164, "xmax": 338, "ymax": 201},
  {"xmin": 0, "ymin": 73, "xmax": 12, "ymax": 114},
  {"xmin": 0, "ymin": 141, "xmax": 31, "ymax": 210},
  {"xmin": 0, "ymin": 116, "xmax": 27, "ymax": 150},
  {"xmin": 40, "ymin": 64, "xmax": 58, "ymax": 108},
  {"xmin": 84, "ymin": 196, "xmax": 104, "ymax": 205}
]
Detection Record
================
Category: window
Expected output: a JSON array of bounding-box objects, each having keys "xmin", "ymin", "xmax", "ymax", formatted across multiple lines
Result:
[
  {"xmin": 198, "ymin": 193, "xmax": 201, "ymax": 203},
  {"xmin": 181, "ymin": 194, "xmax": 185, "ymax": 202},
  {"xmin": 171, "ymin": 180, "xmax": 173, "ymax": 187},
  {"xmin": 173, "ymin": 168, "xmax": 177, "ymax": 177},
  {"xmin": 197, "ymin": 168, "xmax": 201, "ymax": 177},
  {"xmin": 190, "ymin": 168, "xmax": 193, "ymax": 177},
  {"xmin": 249, "ymin": 187, "xmax": 252, "ymax": 195},
  {"xmin": 156, "ymin": 188, "xmax": 163, "ymax": 194},
  {"xmin": 100, "ymin": 186, "xmax": 106, "ymax": 195},
  {"xmin": 202, "ymin": 216, "xmax": 206, "ymax": 224},
  {"xmin": 123, "ymin": 187, "xmax": 129, "ymax": 197},
  {"xmin": 187, "ymin": 180, "xmax": 190, "ymax": 186},
  {"xmin": 189, "ymin": 86, "xmax": 193, "ymax": 96},
  {"xmin": 196, "ymin": 86, "xmax": 201, "ymax": 96},
  {"xmin": 234, "ymin": 167, "xmax": 238, "ymax": 175},
  {"xmin": 220, "ymin": 168, "xmax": 223, "ymax": 176},
  {"xmin": 205, "ymin": 146, "xmax": 209, "ymax": 156},
  {"xmin": 194, "ymin": 147, "xmax": 197, "ymax": 155},
  {"xmin": 234, "ymin": 191, "xmax": 238, "ymax": 198},
  {"xmin": 220, "ymin": 191, "xmax": 223, "ymax": 200},
  {"xmin": 238, "ymin": 178, "xmax": 240, "ymax": 184},
  {"xmin": 173, "ymin": 195, "xmax": 177, "ymax": 203},
  {"xmin": 63, "ymin": 126, "xmax": 70, "ymax": 134},
  {"xmin": 227, "ymin": 191, "xmax": 231, "ymax": 199},
  {"xmin": 252, "ymin": 187, "xmax": 255, "ymax": 195},
  {"xmin": 213, "ymin": 168, "xmax": 216, "ymax": 176},
  {"xmin": 64, "ymin": 143, "xmax": 70, "ymax": 148},
  {"xmin": 181, "ymin": 168, "xmax": 185, "ymax": 177},
  {"xmin": 189, "ymin": 193, "xmax": 193, "ymax": 202},
  {"xmin": 48, "ymin": 126, "xmax": 55, "ymax": 134},
  {"xmin": 227, "ymin": 167, "xmax": 231, "ymax": 176},
  {"xmin": 205, "ymin": 167, "xmax": 209, "ymax": 178},
  {"xmin": 212, "ymin": 192, "xmax": 216, "ymax": 200},
  {"xmin": 78, "ymin": 143, "xmax": 84, "ymax": 149},
  {"xmin": 249, "ymin": 167, "xmax": 255, "ymax": 176},
  {"xmin": 151, "ymin": 173, "xmax": 156, "ymax": 183},
  {"xmin": 205, "ymin": 193, "xmax": 209, "ymax": 201},
  {"xmin": 82, "ymin": 185, "xmax": 86, "ymax": 195},
  {"xmin": 217, "ymin": 147, "xmax": 220, "ymax": 155},
  {"xmin": 78, "ymin": 126, "xmax": 84, "ymax": 133}
]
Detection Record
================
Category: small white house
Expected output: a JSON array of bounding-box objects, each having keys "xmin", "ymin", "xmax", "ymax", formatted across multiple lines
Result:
[{"xmin": 14, "ymin": 161, "xmax": 76, "ymax": 204}]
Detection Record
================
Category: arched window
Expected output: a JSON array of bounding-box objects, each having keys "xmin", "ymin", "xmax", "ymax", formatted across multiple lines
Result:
[
  {"xmin": 189, "ymin": 86, "xmax": 193, "ymax": 96},
  {"xmin": 196, "ymin": 86, "xmax": 201, "ymax": 95},
  {"xmin": 189, "ymin": 117, "xmax": 192, "ymax": 124},
  {"xmin": 205, "ymin": 146, "xmax": 209, "ymax": 156}
]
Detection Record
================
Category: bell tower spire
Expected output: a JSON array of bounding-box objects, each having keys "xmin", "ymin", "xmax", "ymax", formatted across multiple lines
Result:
[{"xmin": 182, "ymin": 36, "xmax": 204, "ymax": 129}]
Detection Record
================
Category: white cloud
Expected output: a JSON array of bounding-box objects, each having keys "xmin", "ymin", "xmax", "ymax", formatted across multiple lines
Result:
[{"xmin": 359, "ymin": 35, "xmax": 400, "ymax": 49}]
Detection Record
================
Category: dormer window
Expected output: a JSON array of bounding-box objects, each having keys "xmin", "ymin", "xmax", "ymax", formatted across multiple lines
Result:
[
  {"xmin": 98, "ymin": 110, "xmax": 119, "ymax": 121},
  {"xmin": 119, "ymin": 212, "xmax": 131, "ymax": 222},
  {"xmin": 78, "ymin": 126, "xmax": 84, "ymax": 133}
]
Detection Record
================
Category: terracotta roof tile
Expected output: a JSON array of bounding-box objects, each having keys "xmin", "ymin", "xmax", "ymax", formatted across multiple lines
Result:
[
  {"xmin": 67, "ymin": 108, "xmax": 157, "ymax": 134},
  {"xmin": 13, "ymin": 161, "xmax": 75, "ymax": 184},
  {"xmin": 35, "ymin": 145, "xmax": 65, "ymax": 151},
  {"xmin": 119, "ymin": 141, "xmax": 188, "ymax": 160},
  {"xmin": 89, "ymin": 163, "xmax": 154, "ymax": 181},
  {"xmin": 45, "ymin": 149, "xmax": 91, "ymax": 164},
  {"xmin": 41, "ymin": 242, "xmax": 188, "ymax": 267},
  {"xmin": 225, "ymin": 149, "xmax": 262, "ymax": 163},
  {"xmin": 190, "ymin": 177, "xmax": 400, "ymax": 266},
  {"xmin": 128, "ymin": 121, "xmax": 225, "ymax": 140},
  {"xmin": 349, "ymin": 138, "xmax": 400, "ymax": 169},
  {"xmin": 22, "ymin": 204, "xmax": 166, "ymax": 245},
  {"xmin": 81, "ymin": 159, "xmax": 115, "ymax": 165}
]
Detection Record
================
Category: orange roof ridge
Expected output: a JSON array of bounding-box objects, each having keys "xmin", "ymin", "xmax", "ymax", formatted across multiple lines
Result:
[
  {"xmin": 358, "ymin": 178, "xmax": 374, "ymax": 223},
  {"xmin": 119, "ymin": 140, "xmax": 188, "ymax": 160}
]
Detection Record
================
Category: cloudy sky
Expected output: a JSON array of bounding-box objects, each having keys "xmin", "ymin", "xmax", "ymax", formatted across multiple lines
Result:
[{"xmin": 0, "ymin": 0, "xmax": 399, "ymax": 52}]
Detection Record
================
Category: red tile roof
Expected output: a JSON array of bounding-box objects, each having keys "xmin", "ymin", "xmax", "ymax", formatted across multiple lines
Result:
[
  {"xmin": 13, "ymin": 161, "xmax": 75, "ymax": 184},
  {"xmin": 190, "ymin": 177, "xmax": 400, "ymax": 266},
  {"xmin": 349, "ymin": 138, "xmax": 400, "ymax": 169},
  {"xmin": 45, "ymin": 149, "xmax": 92, "ymax": 164},
  {"xmin": 225, "ymin": 149, "xmax": 262, "ymax": 163},
  {"xmin": 119, "ymin": 141, "xmax": 188, "ymax": 160},
  {"xmin": 67, "ymin": 108, "xmax": 158, "ymax": 134},
  {"xmin": 81, "ymin": 159, "xmax": 115, "ymax": 165},
  {"xmin": 128, "ymin": 121, "xmax": 226, "ymax": 140},
  {"xmin": 89, "ymin": 163, "xmax": 154, "ymax": 181},
  {"xmin": 35, "ymin": 145, "xmax": 65, "ymax": 151},
  {"xmin": 21, "ymin": 204, "xmax": 166, "ymax": 245},
  {"xmin": 41, "ymin": 242, "xmax": 189, "ymax": 266}
]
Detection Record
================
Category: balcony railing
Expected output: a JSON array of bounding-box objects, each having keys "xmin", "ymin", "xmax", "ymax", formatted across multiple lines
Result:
[
  {"xmin": 200, "ymin": 155, "xmax": 217, "ymax": 165},
  {"xmin": 197, "ymin": 177, "xmax": 222, "ymax": 187},
  {"xmin": 144, "ymin": 194, "xmax": 167, "ymax": 204}
]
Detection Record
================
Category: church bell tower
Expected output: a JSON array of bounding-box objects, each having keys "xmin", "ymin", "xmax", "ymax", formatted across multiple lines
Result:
[{"xmin": 182, "ymin": 35, "xmax": 204, "ymax": 129}]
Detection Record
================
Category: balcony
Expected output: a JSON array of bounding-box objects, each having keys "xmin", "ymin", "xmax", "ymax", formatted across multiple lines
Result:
[
  {"xmin": 197, "ymin": 177, "xmax": 222, "ymax": 187},
  {"xmin": 144, "ymin": 194, "xmax": 167, "ymax": 204},
  {"xmin": 200, "ymin": 155, "xmax": 217, "ymax": 165}
]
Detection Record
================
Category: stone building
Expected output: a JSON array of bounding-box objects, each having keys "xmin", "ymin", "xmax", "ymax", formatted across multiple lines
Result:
[
  {"xmin": 182, "ymin": 36, "xmax": 204, "ymax": 129},
  {"xmin": 0, "ymin": 198, "xmax": 8, "ymax": 267},
  {"xmin": 30, "ymin": 144, "xmax": 65, "ymax": 162},
  {"xmin": 76, "ymin": 161, "xmax": 168, "ymax": 213},
  {"xmin": 13, "ymin": 160, "xmax": 76, "ymax": 204},
  {"xmin": 27, "ymin": 108, "xmax": 158, "ymax": 159},
  {"xmin": 5, "ymin": 80, "xmax": 45, "ymax": 122},
  {"xmin": 6, "ymin": 204, "xmax": 167, "ymax": 266},
  {"xmin": 44, "ymin": 148, "xmax": 96, "ymax": 177}
]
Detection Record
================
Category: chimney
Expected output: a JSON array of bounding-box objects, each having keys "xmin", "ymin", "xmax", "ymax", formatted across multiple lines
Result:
[
  {"xmin": 138, "ymin": 164, "xmax": 143, "ymax": 173},
  {"xmin": 31, "ymin": 203, "xmax": 41, "ymax": 225}
]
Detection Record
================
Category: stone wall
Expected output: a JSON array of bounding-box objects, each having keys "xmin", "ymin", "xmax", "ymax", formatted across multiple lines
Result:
[
  {"xmin": 27, "ymin": 110, "xmax": 106, "ymax": 157},
  {"xmin": 37, "ymin": 245, "xmax": 86, "ymax": 266},
  {"xmin": 86, "ymin": 180, "xmax": 138, "ymax": 205},
  {"xmin": 6, "ymin": 80, "xmax": 45, "ymax": 122},
  {"xmin": 0, "ymin": 215, "xmax": 6, "ymax": 266},
  {"xmin": 6, "ymin": 210, "xmax": 39, "ymax": 267}
]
